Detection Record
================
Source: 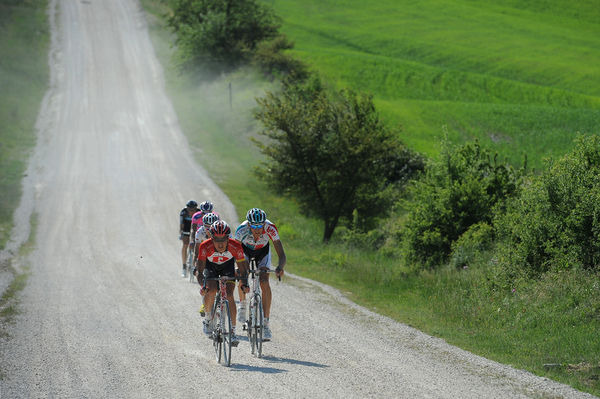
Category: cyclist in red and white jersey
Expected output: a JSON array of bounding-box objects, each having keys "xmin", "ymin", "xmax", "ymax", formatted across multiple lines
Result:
[
  {"xmin": 235, "ymin": 208, "xmax": 286, "ymax": 340},
  {"xmin": 196, "ymin": 220, "xmax": 249, "ymax": 346}
]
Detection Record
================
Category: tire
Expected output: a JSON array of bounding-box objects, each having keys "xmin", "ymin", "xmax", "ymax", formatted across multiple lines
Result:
[
  {"xmin": 221, "ymin": 300, "xmax": 232, "ymax": 367},
  {"xmin": 211, "ymin": 295, "xmax": 221, "ymax": 363},
  {"xmin": 250, "ymin": 294, "xmax": 263, "ymax": 357},
  {"xmin": 187, "ymin": 249, "xmax": 195, "ymax": 283},
  {"xmin": 255, "ymin": 296, "xmax": 263, "ymax": 358}
]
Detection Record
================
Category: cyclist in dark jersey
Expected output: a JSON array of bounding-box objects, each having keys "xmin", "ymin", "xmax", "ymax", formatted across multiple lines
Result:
[{"xmin": 179, "ymin": 200, "xmax": 198, "ymax": 277}]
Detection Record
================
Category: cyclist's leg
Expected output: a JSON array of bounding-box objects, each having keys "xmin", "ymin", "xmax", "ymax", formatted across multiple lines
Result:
[
  {"xmin": 181, "ymin": 234, "xmax": 190, "ymax": 268},
  {"xmin": 203, "ymin": 267, "xmax": 219, "ymax": 320},
  {"xmin": 257, "ymin": 250, "xmax": 273, "ymax": 318},
  {"xmin": 226, "ymin": 282, "xmax": 237, "ymax": 328}
]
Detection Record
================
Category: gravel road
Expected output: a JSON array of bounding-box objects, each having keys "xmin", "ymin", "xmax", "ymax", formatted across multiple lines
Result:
[{"xmin": 0, "ymin": 0, "xmax": 596, "ymax": 397}]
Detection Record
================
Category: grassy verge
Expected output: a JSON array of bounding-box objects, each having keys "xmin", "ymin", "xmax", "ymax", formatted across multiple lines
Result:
[
  {"xmin": 0, "ymin": 0, "xmax": 50, "ymax": 250},
  {"xmin": 141, "ymin": 1, "xmax": 599, "ymax": 395}
]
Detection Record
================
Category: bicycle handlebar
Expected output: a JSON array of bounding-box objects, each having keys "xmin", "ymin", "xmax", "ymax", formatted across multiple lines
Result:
[{"xmin": 248, "ymin": 258, "xmax": 282, "ymax": 281}]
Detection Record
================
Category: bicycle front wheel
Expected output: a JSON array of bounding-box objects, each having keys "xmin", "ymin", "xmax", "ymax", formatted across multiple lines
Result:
[
  {"xmin": 250, "ymin": 294, "xmax": 263, "ymax": 357},
  {"xmin": 212, "ymin": 296, "xmax": 222, "ymax": 363},
  {"xmin": 221, "ymin": 300, "xmax": 232, "ymax": 367}
]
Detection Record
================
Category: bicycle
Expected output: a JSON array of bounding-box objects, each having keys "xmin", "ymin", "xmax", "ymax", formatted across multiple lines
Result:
[
  {"xmin": 204, "ymin": 276, "xmax": 237, "ymax": 366},
  {"xmin": 186, "ymin": 242, "xmax": 196, "ymax": 283},
  {"xmin": 243, "ymin": 258, "xmax": 280, "ymax": 357}
]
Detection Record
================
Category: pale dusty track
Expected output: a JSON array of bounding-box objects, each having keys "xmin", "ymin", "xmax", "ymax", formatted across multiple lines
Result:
[{"xmin": 0, "ymin": 1, "xmax": 596, "ymax": 398}]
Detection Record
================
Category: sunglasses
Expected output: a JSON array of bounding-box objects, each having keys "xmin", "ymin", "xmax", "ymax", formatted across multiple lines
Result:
[
  {"xmin": 250, "ymin": 224, "xmax": 264, "ymax": 229},
  {"xmin": 212, "ymin": 236, "xmax": 228, "ymax": 243}
]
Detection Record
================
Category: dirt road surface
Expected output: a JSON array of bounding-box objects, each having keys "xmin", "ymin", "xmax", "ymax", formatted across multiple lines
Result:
[{"xmin": 0, "ymin": 1, "xmax": 596, "ymax": 397}]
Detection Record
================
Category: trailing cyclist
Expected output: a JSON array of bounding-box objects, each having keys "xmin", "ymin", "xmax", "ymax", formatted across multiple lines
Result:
[
  {"xmin": 235, "ymin": 208, "xmax": 286, "ymax": 341},
  {"xmin": 196, "ymin": 220, "xmax": 249, "ymax": 346},
  {"xmin": 179, "ymin": 200, "xmax": 199, "ymax": 277}
]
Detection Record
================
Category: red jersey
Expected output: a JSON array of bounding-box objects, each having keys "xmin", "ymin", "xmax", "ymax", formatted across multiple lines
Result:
[{"xmin": 197, "ymin": 238, "xmax": 245, "ymax": 265}]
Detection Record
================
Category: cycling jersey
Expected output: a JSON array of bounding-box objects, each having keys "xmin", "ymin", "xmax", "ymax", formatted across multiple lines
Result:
[
  {"xmin": 180, "ymin": 208, "xmax": 195, "ymax": 235},
  {"xmin": 198, "ymin": 238, "xmax": 245, "ymax": 278},
  {"xmin": 194, "ymin": 225, "xmax": 210, "ymax": 244},
  {"xmin": 235, "ymin": 220, "xmax": 280, "ymax": 264}
]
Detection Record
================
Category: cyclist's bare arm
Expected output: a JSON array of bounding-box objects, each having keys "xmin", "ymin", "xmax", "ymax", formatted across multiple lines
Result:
[
  {"xmin": 196, "ymin": 258, "xmax": 206, "ymax": 286},
  {"xmin": 237, "ymin": 259, "xmax": 250, "ymax": 293},
  {"xmin": 273, "ymin": 239, "xmax": 286, "ymax": 276}
]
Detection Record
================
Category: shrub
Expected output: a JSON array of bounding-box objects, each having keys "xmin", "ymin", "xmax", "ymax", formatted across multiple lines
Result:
[
  {"xmin": 497, "ymin": 135, "xmax": 600, "ymax": 277},
  {"xmin": 168, "ymin": 0, "xmax": 280, "ymax": 74},
  {"xmin": 449, "ymin": 222, "xmax": 494, "ymax": 269},
  {"xmin": 401, "ymin": 139, "xmax": 524, "ymax": 269}
]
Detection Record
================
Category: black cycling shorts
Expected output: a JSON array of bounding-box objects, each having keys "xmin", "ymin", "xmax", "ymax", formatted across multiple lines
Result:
[{"xmin": 204, "ymin": 258, "xmax": 236, "ymax": 279}]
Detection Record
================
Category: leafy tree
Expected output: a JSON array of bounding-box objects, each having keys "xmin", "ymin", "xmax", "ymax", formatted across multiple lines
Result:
[
  {"xmin": 167, "ymin": 0, "xmax": 280, "ymax": 74},
  {"xmin": 253, "ymin": 78, "xmax": 423, "ymax": 242},
  {"xmin": 497, "ymin": 135, "xmax": 600, "ymax": 277},
  {"xmin": 252, "ymin": 34, "xmax": 309, "ymax": 82},
  {"xmin": 401, "ymin": 139, "xmax": 524, "ymax": 269}
]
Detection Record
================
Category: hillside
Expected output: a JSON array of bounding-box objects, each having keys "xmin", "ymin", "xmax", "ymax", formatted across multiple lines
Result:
[{"xmin": 267, "ymin": 0, "xmax": 600, "ymax": 169}]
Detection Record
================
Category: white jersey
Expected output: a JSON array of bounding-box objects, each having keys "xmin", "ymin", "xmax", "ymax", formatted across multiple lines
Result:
[
  {"xmin": 235, "ymin": 219, "xmax": 280, "ymax": 250},
  {"xmin": 194, "ymin": 225, "xmax": 211, "ymax": 243}
]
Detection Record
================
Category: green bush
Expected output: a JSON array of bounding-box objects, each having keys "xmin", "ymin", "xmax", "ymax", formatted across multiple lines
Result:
[
  {"xmin": 497, "ymin": 135, "xmax": 600, "ymax": 278},
  {"xmin": 401, "ymin": 139, "xmax": 524, "ymax": 269},
  {"xmin": 449, "ymin": 222, "xmax": 494, "ymax": 269},
  {"xmin": 167, "ymin": 0, "xmax": 280, "ymax": 74}
]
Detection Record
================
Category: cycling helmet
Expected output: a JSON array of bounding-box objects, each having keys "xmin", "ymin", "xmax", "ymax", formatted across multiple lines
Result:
[
  {"xmin": 186, "ymin": 200, "xmax": 198, "ymax": 208},
  {"xmin": 199, "ymin": 201, "xmax": 214, "ymax": 213},
  {"xmin": 246, "ymin": 208, "xmax": 266, "ymax": 224},
  {"xmin": 210, "ymin": 220, "xmax": 231, "ymax": 237},
  {"xmin": 191, "ymin": 211, "xmax": 204, "ymax": 226},
  {"xmin": 202, "ymin": 212, "xmax": 219, "ymax": 226}
]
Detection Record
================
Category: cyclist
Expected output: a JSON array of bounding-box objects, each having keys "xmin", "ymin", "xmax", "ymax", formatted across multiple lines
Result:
[
  {"xmin": 179, "ymin": 200, "xmax": 198, "ymax": 277},
  {"xmin": 235, "ymin": 208, "xmax": 286, "ymax": 341},
  {"xmin": 188, "ymin": 201, "xmax": 215, "ymax": 261},
  {"xmin": 194, "ymin": 212, "xmax": 220, "ymax": 259},
  {"xmin": 190, "ymin": 201, "xmax": 215, "ymax": 239},
  {"xmin": 196, "ymin": 220, "xmax": 249, "ymax": 346}
]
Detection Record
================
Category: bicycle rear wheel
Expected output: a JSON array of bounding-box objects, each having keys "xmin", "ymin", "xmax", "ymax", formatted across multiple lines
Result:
[
  {"xmin": 221, "ymin": 300, "xmax": 232, "ymax": 367},
  {"xmin": 186, "ymin": 248, "xmax": 194, "ymax": 280}
]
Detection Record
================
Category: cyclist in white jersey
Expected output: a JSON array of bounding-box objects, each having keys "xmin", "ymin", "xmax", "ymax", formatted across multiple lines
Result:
[
  {"xmin": 193, "ymin": 212, "xmax": 220, "ymax": 316},
  {"xmin": 235, "ymin": 208, "xmax": 286, "ymax": 340}
]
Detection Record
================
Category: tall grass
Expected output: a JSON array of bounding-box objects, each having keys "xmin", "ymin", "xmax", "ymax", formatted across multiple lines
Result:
[{"xmin": 0, "ymin": 0, "xmax": 50, "ymax": 249}]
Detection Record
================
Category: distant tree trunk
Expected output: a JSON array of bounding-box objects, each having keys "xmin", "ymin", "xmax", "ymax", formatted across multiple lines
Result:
[{"xmin": 323, "ymin": 222, "xmax": 336, "ymax": 243}]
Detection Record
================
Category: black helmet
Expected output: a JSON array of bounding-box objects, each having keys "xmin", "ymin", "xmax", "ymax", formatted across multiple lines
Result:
[{"xmin": 186, "ymin": 200, "xmax": 198, "ymax": 208}]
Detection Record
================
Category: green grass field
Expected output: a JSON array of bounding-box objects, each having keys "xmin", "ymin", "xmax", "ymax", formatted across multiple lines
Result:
[
  {"xmin": 267, "ymin": 0, "xmax": 600, "ymax": 168},
  {"xmin": 0, "ymin": 0, "xmax": 49, "ymax": 250}
]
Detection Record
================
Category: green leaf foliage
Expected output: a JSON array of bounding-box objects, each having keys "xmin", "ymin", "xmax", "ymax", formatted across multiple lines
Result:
[
  {"xmin": 252, "ymin": 34, "xmax": 309, "ymax": 83},
  {"xmin": 253, "ymin": 77, "xmax": 424, "ymax": 242},
  {"xmin": 167, "ymin": 0, "xmax": 280, "ymax": 74},
  {"xmin": 497, "ymin": 135, "xmax": 600, "ymax": 278},
  {"xmin": 402, "ymin": 139, "xmax": 524, "ymax": 269}
]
